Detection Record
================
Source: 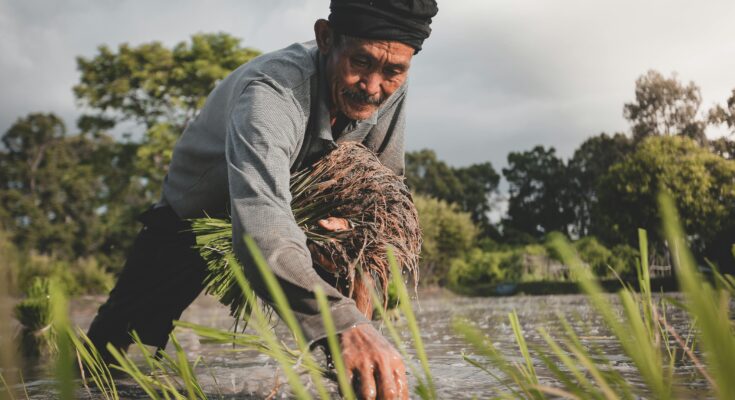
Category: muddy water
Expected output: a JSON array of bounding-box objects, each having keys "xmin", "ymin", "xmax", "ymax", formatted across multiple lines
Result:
[{"xmin": 12, "ymin": 290, "xmax": 709, "ymax": 399}]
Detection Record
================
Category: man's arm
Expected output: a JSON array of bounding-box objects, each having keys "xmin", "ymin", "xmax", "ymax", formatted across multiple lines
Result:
[{"xmin": 225, "ymin": 80, "xmax": 368, "ymax": 341}]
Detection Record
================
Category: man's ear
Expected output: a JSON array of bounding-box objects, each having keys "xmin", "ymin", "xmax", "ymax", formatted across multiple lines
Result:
[{"xmin": 314, "ymin": 19, "xmax": 333, "ymax": 55}]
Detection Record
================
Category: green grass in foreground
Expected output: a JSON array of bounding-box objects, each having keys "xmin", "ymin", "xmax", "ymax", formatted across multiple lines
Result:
[
  {"xmin": 454, "ymin": 193, "xmax": 735, "ymax": 399},
  {"xmin": 1, "ymin": 191, "xmax": 734, "ymax": 399}
]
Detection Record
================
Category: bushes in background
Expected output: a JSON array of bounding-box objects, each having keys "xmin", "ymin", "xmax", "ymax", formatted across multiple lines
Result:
[
  {"xmin": 447, "ymin": 233, "xmax": 640, "ymax": 288},
  {"xmin": 414, "ymin": 194, "xmax": 478, "ymax": 285}
]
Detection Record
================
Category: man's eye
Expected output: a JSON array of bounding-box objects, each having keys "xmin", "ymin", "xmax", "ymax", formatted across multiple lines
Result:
[{"xmin": 351, "ymin": 57, "xmax": 369, "ymax": 67}]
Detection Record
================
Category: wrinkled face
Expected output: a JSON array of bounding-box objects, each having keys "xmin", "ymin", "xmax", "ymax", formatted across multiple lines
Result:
[{"xmin": 324, "ymin": 36, "xmax": 414, "ymax": 121}]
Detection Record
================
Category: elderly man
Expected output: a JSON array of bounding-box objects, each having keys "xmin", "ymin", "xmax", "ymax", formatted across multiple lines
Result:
[{"xmin": 87, "ymin": 0, "xmax": 438, "ymax": 398}]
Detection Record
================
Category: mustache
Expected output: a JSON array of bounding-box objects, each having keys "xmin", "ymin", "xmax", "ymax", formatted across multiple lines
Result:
[{"xmin": 341, "ymin": 88, "xmax": 383, "ymax": 106}]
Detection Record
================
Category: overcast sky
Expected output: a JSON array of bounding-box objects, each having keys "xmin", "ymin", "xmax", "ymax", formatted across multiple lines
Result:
[{"xmin": 1, "ymin": 0, "xmax": 734, "ymax": 169}]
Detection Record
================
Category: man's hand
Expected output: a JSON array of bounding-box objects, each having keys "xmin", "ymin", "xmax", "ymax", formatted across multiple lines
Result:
[
  {"xmin": 309, "ymin": 217, "xmax": 351, "ymax": 273},
  {"xmin": 318, "ymin": 217, "xmax": 350, "ymax": 232},
  {"xmin": 340, "ymin": 324, "xmax": 408, "ymax": 400},
  {"xmin": 312, "ymin": 217, "xmax": 374, "ymax": 319}
]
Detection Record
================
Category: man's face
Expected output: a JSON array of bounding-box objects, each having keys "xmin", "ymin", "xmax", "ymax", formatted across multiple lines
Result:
[{"xmin": 325, "ymin": 36, "xmax": 414, "ymax": 121}]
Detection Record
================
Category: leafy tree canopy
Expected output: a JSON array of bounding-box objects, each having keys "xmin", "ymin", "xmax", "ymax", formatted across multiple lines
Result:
[
  {"xmin": 595, "ymin": 136, "xmax": 735, "ymax": 268},
  {"xmin": 566, "ymin": 132, "xmax": 634, "ymax": 237},
  {"xmin": 708, "ymin": 89, "xmax": 735, "ymax": 136},
  {"xmin": 0, "ymin": 114, "xmax": 114, "ymax": 259},
  {"xmin": 623, "ymin": 70, "xmax": 706, "ymax": 144},
  {"xmin": 405, "ymin": 149, "xmax": 500, "ymax": 236},
  {"xmin": 502, "ymin": 145, "xmax": 572, "ymax": 239},
  {"xmin": 74, "ymin": 32, "xmax": 261, "ymax": 132}
]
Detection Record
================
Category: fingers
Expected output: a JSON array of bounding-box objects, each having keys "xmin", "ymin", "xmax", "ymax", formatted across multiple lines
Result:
[
  {"xmin": 376, "ymin": 351, "xmax": 407, "ymax": 400},
  {"xmin": 353, "ymin": 365, "xmax": 377, "ymax": 400},
  {"xmin": 318, "ymin": 216, "xmax": 350, "ymax": 232},
  {"xmin": 340, "ymin": 325, "xmax": 408, "ymax": 399},
  {"xmin": 376, "ymin": 363, "xmax": 398, "ymax": 399},
  {"xmin": 394, "ymin": 361, "xmax": 409, "ymax": 400}
]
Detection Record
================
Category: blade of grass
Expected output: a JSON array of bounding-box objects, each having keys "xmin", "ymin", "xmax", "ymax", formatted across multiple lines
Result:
[
  {"xmin": 387, "ymin": 248, "xmax": 435, "ymax": 397},
  {"xmin": 69, "ymin": 328, "xmax": 119, "ymax": 400},
  {"xmin": 659, "ymin": 192, "xmax": 735, "ymax": 399},
  {"xmin": 549, "ymin": 236, "xmax": 669, "ymax": 398},
  {"xmin": 453, "ymin": 319, "xmax": 538, "ymax": 399},
  {"xmin": 508, "ymin": 310, "xmax": 537, "ymax": 385},
  {"xmin": 226, "ymin": 253, "xmax": 313, "ymax": 400},
  {"xmin": 537, "ymin": 327, "xmax": 599, "ymax": 399},
  {"xmin": 0, "ymin": 373, "xmax": 18, "ymax": 400},
  {"xmin": 0, "ymin": 256, "xmax": 18, "ymax": 400},
  {"xmin": 244, "ymin": 236, "xmax": 330, "ymax": 399},
  {"xmin": 48, "ymin": 279, "xmax": 74, "ymax": 400},
  {"xmin": 314, "ymin": 286, "xmax": 355, "ymax": 400},
  {"xmin": 364, "ymin": 272, "xmax": 428, "ymax": 393},
  {"xmin": 106, "ymin": 345, "xmax": 162, "ymax": 400}
]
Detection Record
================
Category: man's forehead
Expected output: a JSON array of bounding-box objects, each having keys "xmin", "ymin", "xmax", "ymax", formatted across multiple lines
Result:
[{"xmin": 341, "ymin": 37, "xmax": 414, "ymax": 64}]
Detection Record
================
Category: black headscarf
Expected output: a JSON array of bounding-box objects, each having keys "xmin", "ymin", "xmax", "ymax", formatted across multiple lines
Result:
[{"xmin": 328, "ymin": 0, "xmax": 438, "ymax": 53}]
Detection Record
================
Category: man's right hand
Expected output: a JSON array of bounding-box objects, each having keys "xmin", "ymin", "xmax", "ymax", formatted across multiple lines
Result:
[{"xmin": 339, "ymin": 324, "xmax": 408, "ymax": 400}]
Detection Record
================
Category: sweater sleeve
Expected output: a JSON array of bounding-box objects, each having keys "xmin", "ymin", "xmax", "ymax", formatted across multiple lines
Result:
[{"xmin": 225, "ymin": 80, "xmax": 368, "ymax": 342}]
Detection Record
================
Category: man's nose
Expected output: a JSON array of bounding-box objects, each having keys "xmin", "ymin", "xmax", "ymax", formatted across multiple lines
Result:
[{"xmin": 359, "ymin": 72, "xmax": 382, "ymax": 97}]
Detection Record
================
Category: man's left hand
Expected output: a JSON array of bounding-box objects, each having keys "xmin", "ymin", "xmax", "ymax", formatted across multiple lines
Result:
[{"xmin": 318, "ymin": 217, "xmax": 350, "ymax": 232}]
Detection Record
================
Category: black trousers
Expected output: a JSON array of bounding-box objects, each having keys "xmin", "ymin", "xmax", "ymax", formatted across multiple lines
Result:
[{"xmin": 86, "ymin": 206, "xmax": 208, "ymax": 362}]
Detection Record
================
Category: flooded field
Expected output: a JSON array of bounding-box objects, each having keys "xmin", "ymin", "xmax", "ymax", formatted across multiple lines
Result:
[{"xmin": 11, "ymin": 290, "xmax": 708, "ymax": 399}]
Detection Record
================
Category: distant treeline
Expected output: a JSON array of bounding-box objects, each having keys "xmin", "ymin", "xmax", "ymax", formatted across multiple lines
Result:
[
  {"xmin": 408, "ymin": 69, "xmax": 735, "ymax": 284},
  {"xmin": 1, "ymin": 33, "xmax": 734, "ymax": 294}
]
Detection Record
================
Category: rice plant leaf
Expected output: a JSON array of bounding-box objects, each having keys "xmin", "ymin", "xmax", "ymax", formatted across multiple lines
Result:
[
  {"xmin": 225, "ymin": 252, "xmax": 314, "ymax": 400},
  {"xmin": 106, "ymin": 344, "xmax": 162, "ymax": 400},
  {"xmin": 364, "ymin": 272, "xmax": 431, "ymax": 397},
  {"xmin": 48, "ymin": 279, "xmax": 75, "ymax": 400},
  {"xmin": 509, "ymin": 310, "xmax": 537, "ymax": 385},
  {"xmin": 69, "ymin": 328, "xmax": 119, "ymax": 400},
  {"xmin": 243, "ymin": 236, "xmax": 329, "ymax": 399},
  {"xmin": 549, "ymin": 236, "xmax": 671, "ymax": 398},
  {"xmin": 314, "ymin": 287, "xmax": 356, "ymax": 400},
  {"xmin": 659, "ymin": 192, "xmax": 735, "ymax": 399},
  {"xmin": 537, "ymin": 327, "xmax": 599, "ymax": 399},
  {"xmin": 387, "ymin": 248, "xmax": 435, "ymax": 398}
]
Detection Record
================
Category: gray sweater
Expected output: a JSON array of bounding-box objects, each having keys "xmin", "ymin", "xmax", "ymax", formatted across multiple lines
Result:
[{"xmin": 160, "ymin": 41, "xmax": 407, "ymax": 341}]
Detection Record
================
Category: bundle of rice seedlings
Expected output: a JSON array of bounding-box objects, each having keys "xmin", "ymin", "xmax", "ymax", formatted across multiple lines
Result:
[
  {"xmin": 14, "ymin": 277, "xmax": 57, "ymax": 356},
  {"xmin": 191, "ymin": 142, "xmax": 422, "ymax": 324}
]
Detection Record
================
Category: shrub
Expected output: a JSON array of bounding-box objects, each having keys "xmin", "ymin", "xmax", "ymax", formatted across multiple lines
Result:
[
  {"xmin": 574, "ymin": 236, "xmax": 613, "ymax": 277},
  {"xmin": 414, "ymin": 194, "xmax": 478, "ymax": 284},
  {"xmin": 447, "ymin": 249, "xmax": 506, "ymax": 288},
  {"xmin": 609, "ymin": 244, "xmax": 640, "ymax": 278},
  {"xmin": 18, "ymin": 253, "xmax": 113, "ymax": 296}
]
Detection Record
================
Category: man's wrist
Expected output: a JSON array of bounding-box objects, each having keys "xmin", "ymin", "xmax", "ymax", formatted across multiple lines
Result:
[{"xmin": 301, "ymin": 301, "xmax": 370, "ymax": 345}]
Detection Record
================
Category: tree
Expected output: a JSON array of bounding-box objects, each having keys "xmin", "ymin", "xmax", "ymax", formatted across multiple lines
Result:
[
  {"xmin": 74, "ymin": 33, "xmax": 262, "ymax": 206},
  {"xmin": 502, "ymin": 146, "xmax": 573, "ymax": 239},
  {"xmin": 405, "ymin": 149, "xmax": 463, "ymax": 201},
  {"xmin": 0, "ymin": 114, "xmax": 108, "ymax": 259},
  {"xmin": 453, "ymin": 162, "xmax": 500, "ymax": 235},
  {"xmin": 708, "ymin": 89, "xmax": 735, "ymax": 160},
  {"xmin": 595, "ymin": 136, "xmax": 735, "ymax": 272},
  {"xmin": 708, "ymin": 89, "xmax": 735, "ymax": 136},
  {"xmin": 74, "ymin": 32, "xmax": 261, "ymax": 133},
  {"xmin": 405, "ymin": 149, "xmax": 500, "ymax": 236},
  {"xmin": 566, "ymin": 133, "xmax": 634, "ymax": 236},
  {"xmin": 623, "ymin": 70, "xmax": 706, "ymax": 144}
]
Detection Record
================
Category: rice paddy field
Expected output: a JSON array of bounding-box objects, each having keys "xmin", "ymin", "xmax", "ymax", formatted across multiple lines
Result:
[{"xmin": 0, "ymin": 290, "xmax": 714, "ymax": 399}]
